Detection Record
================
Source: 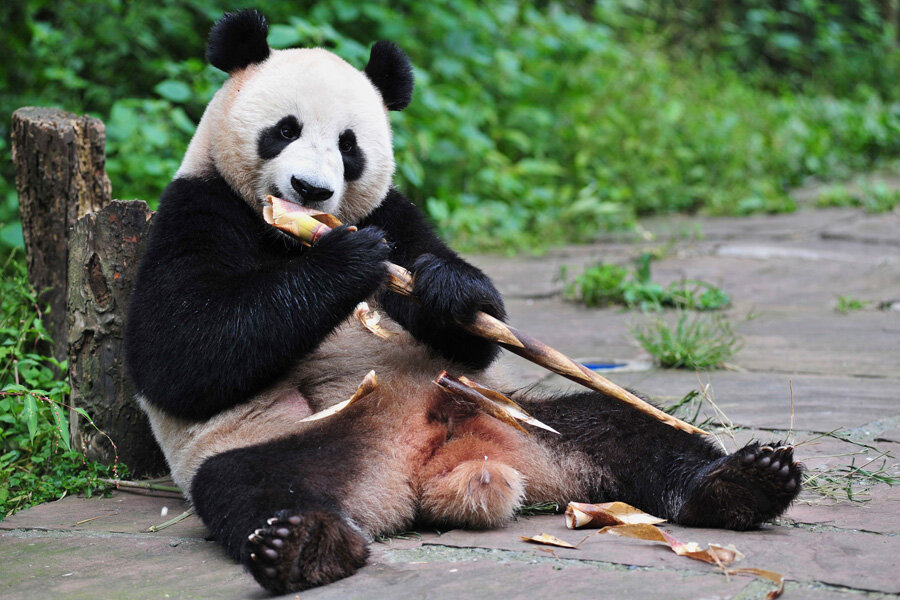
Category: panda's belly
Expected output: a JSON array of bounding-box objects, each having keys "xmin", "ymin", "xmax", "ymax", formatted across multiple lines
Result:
[
  {"xmin": 141, "ymin": 305, "xmax": 507, "ymax": 499},
  {"xmin": 288, "ymin": 306, "xmax": 502, "ymax": 412}
]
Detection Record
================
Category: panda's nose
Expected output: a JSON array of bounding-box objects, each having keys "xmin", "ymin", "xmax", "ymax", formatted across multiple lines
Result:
[{"xmin": 291, "ymin": 177, "xmax": 334, "ymax": 204}]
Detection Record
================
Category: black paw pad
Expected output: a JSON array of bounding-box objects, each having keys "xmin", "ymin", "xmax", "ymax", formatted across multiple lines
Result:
[
  {"xmin": 678, "ymin": 442, "xmax": 803, "ymax": 530},
  {"xmin": 242, "ymin": 509, "xmax": 368, "ymax": 594},
  {"xmin": 732, "ymin": 442, "xmax": 801, "ymax": 496}
]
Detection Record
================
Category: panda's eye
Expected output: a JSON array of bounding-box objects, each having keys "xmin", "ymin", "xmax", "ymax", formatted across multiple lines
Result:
[
  {"xmin": 280, "ymin": 125, "xmax": 300, "ymax": 140},
  {"xmin": 338, "ymin": 130, "xmax": 356, "ymax": 154}
]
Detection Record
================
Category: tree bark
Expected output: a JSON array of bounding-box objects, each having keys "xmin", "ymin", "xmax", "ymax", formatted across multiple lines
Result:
[
  {"xmin": 67, "ymin": 200, "xmax": 166, "ymax": 477},
  {"xmin": 11, "ymin": 107, "xmax": 111, "ymax": 364}
]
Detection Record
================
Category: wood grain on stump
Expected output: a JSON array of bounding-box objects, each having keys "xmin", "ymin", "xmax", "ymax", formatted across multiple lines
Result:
[
  {"xmin": 11, "ymin": 107, "xmax": 111, "ymax": 363},
  {"xmin": 67, "ymin": 200, "xmax": 166, "ymax": 476}
]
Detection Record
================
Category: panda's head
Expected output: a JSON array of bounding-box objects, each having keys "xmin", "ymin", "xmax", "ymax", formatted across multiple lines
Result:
[{"xmin": 180, "ymin": 9, "xmax": 414, "ymax": 223}]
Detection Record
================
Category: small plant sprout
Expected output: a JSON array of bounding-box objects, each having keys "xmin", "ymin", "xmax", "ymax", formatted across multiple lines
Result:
[{"xmin": 835, "ymin": 295, "xmax": 870, "ymax": 314}]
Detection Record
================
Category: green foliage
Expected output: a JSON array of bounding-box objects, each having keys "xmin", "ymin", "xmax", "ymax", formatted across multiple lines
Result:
[
  {"xmin": 565, "ymin": 253, "xmax": 730, "ymax": 311},
  {"xmin": 3, "ymin": 1, "xmax": 900, "ymax": 254},
  {"xmin": 835, "ymin": 295, "xmax": 870, "ymax": 314},
  {"xmin": 0, "ymin": 252, "xmax": 121, "ymax": 518},
  {"xmin": 631, "ymin": 313, "xmax": 741, "ymax": 370},
  {"xmin": 817, "ymin": 181, "xmax": 900, "ymax": 213},
  {"xmin": 610, "ymin": 0, "xmax": 900, "ymax": 100}
]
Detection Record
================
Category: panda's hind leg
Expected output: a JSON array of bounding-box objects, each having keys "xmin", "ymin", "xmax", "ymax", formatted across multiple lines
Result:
[{"xmin": 519, "ymin": 391, "xmax": 802, "ymax": 530}]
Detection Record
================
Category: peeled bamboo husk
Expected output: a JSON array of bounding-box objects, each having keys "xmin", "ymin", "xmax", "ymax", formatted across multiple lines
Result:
[{"xmin": 263, "ymin": 195, "xmax": 707, "ymax": 436}]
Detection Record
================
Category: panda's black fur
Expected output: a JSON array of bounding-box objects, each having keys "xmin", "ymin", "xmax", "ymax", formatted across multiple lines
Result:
[{"xmin": 125, "ymin": 10, "xmax": 802, "ymax": 595}]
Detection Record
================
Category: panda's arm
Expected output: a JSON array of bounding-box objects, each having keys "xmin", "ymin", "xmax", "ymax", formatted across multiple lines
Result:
[
  {"xmin": 125, "ymin": 177, "xmax": 389, "ymax": 420},
  {"xmin": 360, "ymin": 189, "xmax": 505, "ymax": 370}
]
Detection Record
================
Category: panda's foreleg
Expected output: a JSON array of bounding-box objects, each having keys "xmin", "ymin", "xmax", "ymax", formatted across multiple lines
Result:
[{"xmin": 518, "ymin": 391, "xmax": 802, "ymax": 530}]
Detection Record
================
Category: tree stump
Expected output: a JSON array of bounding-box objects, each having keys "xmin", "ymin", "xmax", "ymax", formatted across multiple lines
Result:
[
  {"xmin": 67, "ymin": 200, "xmax": 166, "ymax": 477},
  {"xmin": 11, "ymin": 107, "xmax": 111, "ymax": 364}
]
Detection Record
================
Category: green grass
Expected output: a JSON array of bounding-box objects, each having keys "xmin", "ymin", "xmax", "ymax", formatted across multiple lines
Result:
[
  {"xmin": 835, "ymin": 295, "xmax": 870, "ymax": 314},
  {"xmin": 0, "ymin": 251, "xmax": 121, "ymax": 519},
  {"xmin": 564, "ymin": 253, "xmax": 730, "ymax": 312},
  {"xmin": 631, "ymin": 313, "xmax": 742, "ymax": 370},
  {"xmin": 816, "ymin": 181, "xmax": 900, "ymax": 213}
]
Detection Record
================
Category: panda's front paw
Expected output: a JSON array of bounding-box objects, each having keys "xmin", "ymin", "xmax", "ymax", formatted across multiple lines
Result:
[
  {"xmin": 243, "ymin": 509, "xmax": 369, "ymax": 594},
  {"xmin": 411, "ymin": 253, "xmax": 506, "ymax": 326},
  {"xmin": 312, "ymin": 225, "xmax": 390, "ymax": 294}
]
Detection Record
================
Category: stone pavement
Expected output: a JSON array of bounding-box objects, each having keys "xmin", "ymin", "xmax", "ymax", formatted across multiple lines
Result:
[{"xmin": 2, "ymin": 207, "xmax": 899, "ymax": 599}]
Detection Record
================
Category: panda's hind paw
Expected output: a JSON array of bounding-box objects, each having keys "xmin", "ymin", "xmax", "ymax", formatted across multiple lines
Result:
[
  {"xmin": 242, "ymin": 509, "xmax": 368, "ymax": 594},
  {"xmin": 677, "ymin": 442, "xmax": 802, "ymax": 530}
]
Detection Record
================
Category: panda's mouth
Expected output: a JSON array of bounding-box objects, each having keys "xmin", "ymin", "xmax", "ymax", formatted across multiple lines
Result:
[{"xmin": 265, "ymin": 185, "xmax": 299, "ymax": 207}]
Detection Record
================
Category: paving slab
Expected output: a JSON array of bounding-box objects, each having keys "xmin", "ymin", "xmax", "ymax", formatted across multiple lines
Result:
[
  {"xmin": 417, "ymin": 513, "xmax": 900, "ymax": 594},
  {"xmin": 823, "ymin": 211, "xmax": 900, "ymax": 247},
  {"xmin": 309, "ymin": 545, "xmax": 754, "ymax": 600},
  {"xmin": 0, "ymin": 530, "xmax": 258, "ymax": 600},
  {"xmin": 0, "ymin": 492, "xmax": 203, "ymax": 539}
]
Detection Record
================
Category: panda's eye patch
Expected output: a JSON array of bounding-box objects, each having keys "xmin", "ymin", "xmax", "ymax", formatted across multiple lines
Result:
[
  {"xmin": 258, "ymin": 116, "xmax": 302, "ymax": 160},
  {"xmin": 338, "ymin": 130, "xmax": 356, "ymax": 154},
  {"xmin": 339, "ymin": 129, "xmax": 365, "ymax": 182}
]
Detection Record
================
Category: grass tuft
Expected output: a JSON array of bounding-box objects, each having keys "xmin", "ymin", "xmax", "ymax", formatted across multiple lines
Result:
[{"xmin": 632, "ymin": 313, "xmax": 741, "ymax": 370}]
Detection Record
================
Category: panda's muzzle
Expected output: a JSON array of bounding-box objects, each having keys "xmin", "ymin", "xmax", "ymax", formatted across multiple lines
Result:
[{"xmin": 291, "ymin": 176, "xmax": 334, "ymax": 205}]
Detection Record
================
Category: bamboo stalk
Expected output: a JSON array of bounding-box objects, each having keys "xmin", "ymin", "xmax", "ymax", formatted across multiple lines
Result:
[
  {"xmin": 263, "ymin": 196, "xmax": 707, "ymax": 435},
  {"xmin": 99, "ymin": 478, "xmax": 182, "ymax": 493}
]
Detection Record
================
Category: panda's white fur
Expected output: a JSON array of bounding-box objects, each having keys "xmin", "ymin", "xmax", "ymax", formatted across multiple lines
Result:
[
  {"xmin": 126, "ymin": 10, "xmax": 802, "ymax": 595},
  {"xmin": 178, "ymin": 48, "xmax": 394, "ymax": 223}
]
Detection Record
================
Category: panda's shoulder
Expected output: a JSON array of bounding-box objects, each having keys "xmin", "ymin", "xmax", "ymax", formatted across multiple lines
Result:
[{"xmin": 155, "ymin": 174, "xmax": 257, "ymax": 237}]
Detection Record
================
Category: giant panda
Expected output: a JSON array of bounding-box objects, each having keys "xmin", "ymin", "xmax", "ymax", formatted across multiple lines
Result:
[{"xmin": 125, "ymin": 9, "xmax": 802, "ymax": 595}]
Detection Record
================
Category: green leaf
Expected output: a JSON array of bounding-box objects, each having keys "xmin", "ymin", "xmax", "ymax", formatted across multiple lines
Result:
[
  {"xmin": 153, "ymin": 80, "xmax": 192, "ymax": 103},
  {"xmin": 268, "ymin": 25, "xmax": 302, "ymax": 49},
  {"xmin": 0, "ymin": 222, "xmax": 23, "ymax": 248},
  {"xmin": 50, "ymin": 405, "xmax": 71, "ymax": 451},
  {"xmin": 23, "ymin": 395, "xmax": 38, "ymax": 442}
]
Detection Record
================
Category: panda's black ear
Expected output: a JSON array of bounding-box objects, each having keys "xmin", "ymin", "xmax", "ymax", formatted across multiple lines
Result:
[
  {"xmin": 207, "ymin": 9, "xmax": 271, "ymax": 73},
  {"xmin": 364, "ymin": 41, "xmax": 414, "ymax": 111}
]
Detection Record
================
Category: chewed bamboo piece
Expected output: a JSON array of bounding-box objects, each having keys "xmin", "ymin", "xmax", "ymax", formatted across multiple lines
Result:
[
  {"xmin": 263, "ymin": 195, "xmax": 707, "ymax": 436},
  {"xmin": 434, "ymin": 371, "xmax": 558, "ymax": 434},
  {"xmin": 354, "ymin": 302, "xmax": 397, "ymax": 339},
  {"xmin": 299, "ymin": 370, "xmax": 378, "ymax": 423},
  {"xmin": 565, "ymin": 501, "xmax": 666, "ymax": 529}
]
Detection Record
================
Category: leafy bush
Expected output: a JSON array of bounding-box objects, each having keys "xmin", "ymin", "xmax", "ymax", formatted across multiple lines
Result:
[
  {"xmin": 2, "ymin": 1, "xmax": 900, "ymax": 255},
  {"xmin": 609, "ymin": 0, "xmax": 900, "ymax": 100},
  {"xmin": 0, "ymin": 252, "xmax": 121, "ymax": 518},
  {"xmin": 564, "ymin": 253, "xmax": 730, "ymax": 311}
]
